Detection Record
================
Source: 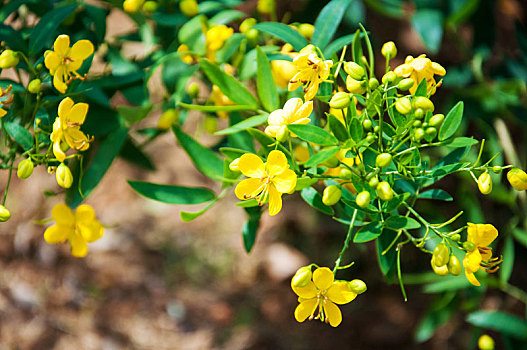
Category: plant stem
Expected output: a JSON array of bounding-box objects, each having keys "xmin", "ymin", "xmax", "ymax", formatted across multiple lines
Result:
[{"xmin": 333, "ymin": 209, "xmax": 358, "ymax": 274}]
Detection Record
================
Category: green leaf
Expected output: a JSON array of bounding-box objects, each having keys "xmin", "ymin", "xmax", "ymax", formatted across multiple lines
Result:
[
  {"xmin": 200, "ymin": 60, "xmax": 258, "ymax": 107},
  {"xmin": 288, "ymin": 124, "xmax": 338, "ymax": 146},
  {"xmin": 253, "ymin": 22, "xmax": 308, "ymax": 51},
  {"xmin": 342, "ymin": 198, "xmax": 378, "ymax": 214},
  {"xmin": 117, "ymin": 105, "xmax": 152, "ymax": 125},
  {"xmin": 236, "ymin": 199, "xmax": 260, "ymax": 208},
  {"xmin": 172, "ymin": 125, "xmax": 224, "ymax": 181},
  {"xmin": 412, "ymin": 9, "xmax": 443, "ymax": 54},
  {"xmin": 295, "ymin": 177, "xmax": 318, "ymax": 191},
  {"xmin": 384, "ymin": 216, "xmax": 421, "ymax": 230},
  {"xmin": 181, "ymin": 200, "xmax": 217, "ymax": 222},
  {"xmin": 120, "ymin": 138, "xmax": 155, "ymax": 171},
  {"xmin": 0, "ymin": 24, "xmax": 27, "ymax": 53},
  {"xmin": 209, "ymin": 9, "xmax": 245, "ymax": 25},
  {"xmin": 312, "ymin": 0, "xmax": 352, "ymax": 49},
  {"xmin": 466, "ymin": 311, "xmax": 527, "ymax": 339},
  {"xmin": 128, "ymin": 181, "xmax": 215, "ymax": 205},
  {"xmin": 349, "ymin": 117, "xmax": 363, "ymax": 143},
  {"xmin": 377, "ymin": 228, "xmax": 398, "ymax": 277},
  {"xmin": 301, "ymin": 187, "xmax": 334, "ymax": 215},
  {"xmin": 216, "ymin": 33, "xmax": 245, "ymax": 63},
  {"xmin": 418, "ymin": 189, "xmax": 453, "ymax": 201},
  {"xmin": 5, "ymin": 122, "xmax": 33, "ymax": 150},
  {"xmin": 444, "ymin": 137, "xmax": 478, "ymax": 148},
  {"xmin": 327, "ymin": 114, "xmax": 349, "ymax": 142},
  {"xmin": 215, "ymin": 114, "xmax": 268, "ymax": 135},
  {"xmin": 178, "ymin": 15, "xmax": 205, "ymax": 50},
  {"xmin": 351, "ymin": 29, "xmax": 363, "ymax": 63},
  {"xmin": 219, "ymin": 147, "xmax": 248, "ymax": 160},
  {"xmin": 414, "ymin": 78, "xmax": 428, "ymax": 97},
  {"xmin": 415, "ymin": 305, "xmax": 455, "ymax": 343},
  {"xmin": 246, "ymin": 128, "xmax": 290, "ymax": 156},
  {"xmin": 439, "ymin": 102, "xmax": 464, "ymax": 141},
  {"xmin": 256, "ymin": 46, "xmax": 279, "ymax": 112},
  {"xmin": 304, "ymin": 146, "xmax": 339, "ymax": 168},
  {"xmin": 178, "ymin": 103, "xmax": 256, "ymax": 112},
  {"xmin": 354, "ymin": 222, "xmax": 382, "ymax": 243},
  {"xmin": 68, "ymin": 128, "xmax": 128, "ymax": 208},
  {"xmin": 500, "ymin": 235, "xmax": 514, "ymax": 284},
  {"xmin": 324, "ymin": 34, "xmax": 354, "ymax": 58},
  {"xmin": 242, "ymin": 207, "xmax": 262, "ymax": 253},
  {"xmin": 29, "ymin": 4, "xmax": 77, "ymax": 54}
]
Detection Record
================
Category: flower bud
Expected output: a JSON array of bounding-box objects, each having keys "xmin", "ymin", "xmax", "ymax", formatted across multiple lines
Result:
[
  {"xmin": 376, "ymin": 181, "xmax": 393, "ymax": 201},
  {"xmin": 431, "ymin": 259, "xmax": 449, "ymax": 276},
  {"xmin": 382, "ymin": 71, "xmax": 397, "ymax": 84},
  {"xmin": 204, "ymin": 116, "xmax": 217, "ymax": 133},
  {"xmin": 349, "ymin": 279, "xmax": 367, "ymax": 294},
  {"xmin": 240, "ymin": 18, "xmax": 257, "ymax": 33},
  {"xmin": 158, "ymin": 109, "xmax": 178, "ymax": 130},
  {"xmin": 56, "ymin": 163, "xmax": 73, "ymax": 189},
  {"xmin": 395, "ymin": 97, "xmax": 412, "ymax": 115},
  {"xmin": 507, "ymin": 168, "xmax": 527, "ymax": 191},
  {"xmin": 376, "ymin": 153, "xmax": 392, "ymax": 168},
  {"xmin": 257, "ymin": 0, "xmax": 275, "ymax": 14},
  {"xmin": 187, "ymin": 82, "xmax": 200, "ymax": 99},
  {"xmin": 322, "ymin": 185, "xmax": 342, "ymax": 206},
  {"xmin": 123, "ymin": 0, "xmax": 145, "ymax": 13},
  {"xmin": 366, "ymin": 134, "xmax": 376, "ymax": 143},
  {"xmin": 432, "ymin": 243, "xmax": 449, "ymax": 267},
  {"xmin": 340, "ymin": 167, "xmax": 352, "ymax": 180},
  {"xmin": 246, "ymin": 28, "xmax": 259, "ymax": 43},
  {"xmin": 356, "ymin": 191, "xmax": 371, "ymax": 208},
  {"xmin": 429, "ymin": 114, "xmax": 444, "ymax": 127},
  {"xmin": 413, "ymin": 128, "xmax": 425, "ymax": 142},
  {"xmin": 362, "ymin": 119, "xmax": 372, "ymax": 131},
  {"xmin": 463, "ymin": 241, "xmax": 476, "ymax": 252},
  {"xmin": 343, "ymin": 62, "xmax": 365, "ymax": 80},
  {"xmin": 413, "ymin": 96, "xmax": 434, "ymax": 113},
  {"xmin": 491, "ymin": 166, "xmax": 502, "ymax": 174},
  {"xmin": 329, "ymin": 92, "xmax": 351, "ymax": 109},
  {"xmin": 478, "ymin": 335, "xmax": 495, "ymax": 350},
  {"xmin": 414, "ymin": 108, "xmax": 425, "ymax": 119},
  {"xmin": 424, "ymin": 127, "xmax": 437, "ymax": 142},
  {"xmin": 229, "ymin": 158, "xmax": 240, "ymax": 172},
  {"xmin": 298, "ymin": 23, "xmax": 314, "ymax": 39},
  {"xmin": 0, "ymin": 205, "xmax": 11, "ymax": 222},
  {"xmin": 276, "ymin": 126, "xmax": 290, "ymax": 143},
  {"xmin": 368, "ymin": 176, "xmax": 379, "ymax": 188},
  {"xmin": 142, "ymin": 1, "xmax": 158, "ymax": 12},
  {"xmin": 28, "ymin": 79, "xmax": 41, "ymax": 94},
  {"xmin": 346, "ymin": 76, "xmax": 366, "ymax": 94},
  {"xmin": 292, "ymin": 266, "xmax": 312, "ymax": 287},
  {"xmin": 397, "ymin": 78, "xmax": 414, "ymax": 91},
  {"xmin": 0, "ymin": 50, "xmax": 19, "ymax": 69},
  {"xmin": 381, "ymin": 41, "xmax": 397, "ymax": 59},
  {"xmin": 323, "ymin": 155, "xmax": 339, "ymax": 168},
  {"xmin": 451, "ymin": 233, "xmax": 461, "ymax": 242},
  {"xmin": 477, "ymin": 172, "xmax": 492, "ymax": 195},
  {"xmin": 447, "ymin": 255, "xmax": 461, "ymax": 276},
  {"xmin": 179, "ymin": 0, "xmax": 199, "ymax": 17},
  {"xmin": 368, "ymin": 78, "xmax": 379, "ymax": 90},
  {"xmin": 17, "ymin": 158, "xmax": 34, "ymax": 179}
]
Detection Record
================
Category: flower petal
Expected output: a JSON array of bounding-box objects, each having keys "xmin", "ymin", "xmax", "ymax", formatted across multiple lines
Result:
[
  {"xmin": 64, "ymin": 128, "xmax": 90, "ymax": 151},
  {"xmin": 238, "ymin": 153, "xmax": 265, "ymax": 178},
  {"xmin": 272, "ymin": 169, "xmax": 297, "ymax": 193},
  {"xmin": 313, "ymin": 267, "xmax": 334, "ymax": 291},
  {"xmin": 44, "ymin": 224, "xmax": 71, "ymax": 244},
  {"xmin": 266, "ymin": 150, "xmax": 288, "ymax": 176},
  {"xmin": 327, "ymin": 281, "xmax": 357, "ymax": 305},
  {"xmin": 294, "ymin": 298, "xmax": 319, "ymax": 323},
  {"xmin": 394, "ymin": 63, "xmax": 412, "ymax": 77},
  {"xmin": 51, "ymin": 204, "xmax": 74, "ymax": 226},
  {"xmin": 75, "ymin": 204, "xmax": 96, "ymax": 223},
  {"xmin": 235, "ymin": 178, "xmax": 264, "ymax": 200},
  {"xmin": 264, "ymin": 125, "xmax": 280, "ymax": 138},
  {"xmin": 68, "ymin": 102, "xmax": 89, "ymax": 124},
  {"xmin": 69, "ymin": 40, "xmax": 94, "ymax": 61},
  {"xmin": 295, "ymin": 101, "xmax": 313, "ymax": 121},
  {"xmin": 54, "ymin": 35, "xmax": 70, "ymax": 56},
  {"xmin": 283, "ymin": 98, "xmax": 303, "ymax": 119},
  {"xmin": 53, "ymin": 66, "xmax": 68, "ymax": 93},
  {"xmin": 70, "ymin": 233, "xmax": 88, "ymax": 258},
  {"xmin": 267, "ymin": 109, "xmax": 284, "ymax": 126},
  {"xmin": 291, "ymin": 281, "xmax": 317, "ymax": 299},
  {"xmin": 468, "ymin": 223, "xmax": 498, "ymax": 247},
  {"xmin": 463, "ymin": 250, "xmax": 482, "ymax": 273},
  {"xmin": 268, "ymin": 184, "xmax": 282, "ymax": 216},
  {"xmin": 53, "ymin": 140, "xmax": 67, "ymax": 162},
  {"xmin": 44, "ymin": 51, "xmax": 61, "ymax": 70},
  {"xmin": 78, "ymin": 222, "xmax": 104, "ymax": 243},
  {"xmin": 323, "ymin": 300, "xmax": 342, "ymax": 327},
  {"xmin": 465, "ymin": 270, "xmax": 481, "ymax": 287},
  {"xmin": 58, "ymin": 97, "xmax": 74, "ymax": 119}
]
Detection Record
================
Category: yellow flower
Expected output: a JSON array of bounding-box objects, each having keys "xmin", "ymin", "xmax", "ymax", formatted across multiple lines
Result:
[
  {"xmin": 50, "ymin": 97, "xmax": 92, "ymax": 162},
  {"xmin": 463, "ymin": 223, "xmax": 499, "ymax": 286},
  {"xmin": 235, "ymin": 150, "xmax": 297, "ymax": 216},
  {"xmin": 209, "ymin": 85, "xmax": 234, "ymax": 119},
  {"xmin": 44, "ymin": 204, "xmax": 104, "ymax": 258},
  {"xmin": 0, "ymin": 85, "xmax": 13, "ymax": 118},
  {"xmin": 177, "ymin": 44, "xmax": 195, "ymax": 64},
  {"xmin": 205, "ymin": 25, "xmax": 234, "ymax": 61},
  {"xmin": 44, "ymin": 35, "xmax": 94, "ymax": 93},
  {"xmin": 123, "ymin": 0, "xmax": 145, "ymax": 13},
  {"xmin": 288, "ymin": 47, "xmax": 333, "ymax": 101},
  {"xmin": 271, "ymin": 44, "xmax": 297, "ymax": 88},
  {"xmin": 265, "ymin": 98, "xmax": 313, "ymax": 138},
  {"xmin": 291, "ymin": 267, "xmax": 357, "ymax": 327},
  {"xmin": 394, "ymin": 54, "xmax": 446, "ymax": 95}
]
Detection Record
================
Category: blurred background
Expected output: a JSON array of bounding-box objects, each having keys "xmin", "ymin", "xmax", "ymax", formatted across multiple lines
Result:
[{"xmin": 1, "ymin": 0, "xmax": 527, "ymax": 348}]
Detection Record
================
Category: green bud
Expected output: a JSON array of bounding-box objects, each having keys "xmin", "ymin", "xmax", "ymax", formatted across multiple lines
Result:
[
  {"xmin": 180, "ymin": 0, "xmax": 199, "ymax": 17},
  {"xmin": 349, "ymin": 279, "xmax": 367, "ymax": 294},
  {"xmin": 142, "ymin": 1, "xmax": 158, "ymax": 12},
  {"xmin": 451, "ymin": 233, "xmax": 461, "ymax": 242},
  {"xmin": 413, "ymin": 96, "xmax": 434, "ymax": 112},
  {"xmin": 368, "ymin": 78, "xmax": 379, "ymax": 90},
  {"xmin": 298, "ymin": 23, "xmax": 314, "ymax": 39},
  {"xmin": 429, "ymin": 114, "xmax": 444, "ymax": 127},
  {"xmin": 0, "ymin": 205, "xmax": 10, "ymax": 222},
  {"xmin": 246, "ymin": 28, "xmax": 259, "ymax": 43},
  {"xmin": 17, "ymin": 158, "xmax": 34, "ymax": 179},
  {"xmin": 292, "ymin": 266, "xmax": 312, "ymax": 287},
  {"xmin": 376, "ymin": 181, "xmax": 393, "ymax": 201},
  {"xmin": 412, "ymin": 120, "xmax": 422, "ymax": 128},
  {"xmin": 365, "ymin": 134, "xmax": 376, "ymax": 143},
  {"xmin": 276, "ymin": 126, "xmax": 290, "ymax": 143},
  {"xmin": 413, "ymin": 128, "xmax": 425, "ymax": 141},
  {"xmin": 28, "ymin": 79, "xmax": 41, "ymax": 94},
  {"xmin": 431, "ymin": 259, "xmax": 449, "ymax": 276},
  {"xmin": 362, "ymin": 119, "xmax": 373, "ymax": 131},
  {"xmin": 397, "ymin": 78, "xmax": 414, "ymax": 91},
  {"xmin": 368, "ymin": 176, "xmax": 379, "ymax": 188},
  {"xmin": 323, "ymin": 155, "xmax": 339, "ymax": 168},
  {"xmin": 395, "ymin": 97, "xmax": 412, "ymax": 115},
  {"xmin": 322, "ymin": 185, "xmax": 342, "ymax": 206},
  {"xmin": 492, "ymin": 166, "xmax": 502, "ymax": 174},
  {"xmin": 343, "ymin": 61, "xmax": 365, "ymax": 80},
  {"xmin": 478, "ymin": 335, "xmax": 495, "ymax": 350},
  {"xmin": 373, "ymin": 125, "xmax": 379, "ymax": 133},
  {"xmin": 346, "ymin": 76, "xmax": 366, "ymax": 94},
  {"xmin": 204, "ymin": 116, "xmax": 217, "ymax": 133},
  {"xmin": 158, "ymin": 109, "xmax": 179, "ymax": 129},
  {"xmin": 229, "ymin": 158, "xmax": 240, "ymax": 172},
  {"xmin": 356, "ymin": 191, "xmax": 371, "ymax": 208},
  {"xmin": 240, "ymin": 18, "xmax": 257, "ymax": 33},
  {"xmin": 187, "ymin": 82, "xmax": 200, "ymax": 98},
  {"xmin": 478, "ymin": 172, "xmax": 492, "ymax": 195},
  {"xmin": 0, "ymin": 50, "xmax": 19, "ymax": 69},
  {"xmin": 381, "ymin": 41, "xmax": 397, "ymax": 59},
  {"xmin": 382, "ymin": 71, "xmax": 397, "ymax": 84},
  {"xmin": 432, "ymin": 243, "xmax": 449, "ymax": 267},
  {"xmin": 424, "ymin": 127, "xmax": 437, "ymax": 142},
  {"xmin": 376, "ymin": 153, "xmax": 392, "ymax": 168},
  {"xmin": 463, "ymin": 241, "xmax": 476, "ymax": 252},
  {"xmin": 507, "ymin": 168, "xmax": 527, "ymax": 191},
  {"xmin": 56, "ymin": 163, "xmax": 73, "ymax": 189},
  {"xmin": 447, "ymin": 255, "xmax": 461, "ymax": 276},
  {"xmin": 340, "ymin": 167, "xmax": 352, "ymax": 180},
  {"xmin": 414, "ymin": 108, "xmax": 425, "ymax": 119},
  {"xmin": 329, "ymin": 91, "xmax": 351, "ymax": 109}
]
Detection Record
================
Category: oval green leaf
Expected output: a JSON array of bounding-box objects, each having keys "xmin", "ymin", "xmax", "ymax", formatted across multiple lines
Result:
[
  {"xmin": 439, "ymin": 101, "xmax": 464, "ymax": 141},
  {"xmin": 128, "ymin": 180, "xmax": 215, "ymax": 205}
]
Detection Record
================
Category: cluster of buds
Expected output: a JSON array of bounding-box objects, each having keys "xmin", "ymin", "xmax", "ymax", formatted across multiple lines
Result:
[{"xmin": 430, "ymin": 242, "xmax": 461, "ymax": 276}]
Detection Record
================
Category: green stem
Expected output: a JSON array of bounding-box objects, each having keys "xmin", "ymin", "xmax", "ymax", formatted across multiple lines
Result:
[
  {"xmin": 2, "ymin": 158, "xmax": 14, "ymax": 205},
  {"xmin": 333, "ymin": 209, "xmax": 358, "ymax": 274}
]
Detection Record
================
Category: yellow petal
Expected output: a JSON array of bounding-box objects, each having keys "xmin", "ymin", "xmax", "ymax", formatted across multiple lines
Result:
[
  {"xmin": 53, "ymin": 66, "xmax": 68, "ymax": 93},
  {"xmin": 235, "ymin": 178, "xmax": 264, "ymax": 200},
  {"xmin": 268, "ymin": 185, "xmax": 283, "ymax": 216},
  {"xmin": 238, "ymin": 153, "xmax": 265, "ymax": 178},
  {"xmin": 78, "ymin": 222, "xmax": 104, "ymax": 243},
  {"xmin": 313, "ymin": 267, "xmax": 334, "ymax": 291},
  {"xmin": 304, "ymin": 81, "xmax": 319, "ymax": 101},
  {"xmin": 68, "ymin": 102, "xmax": 89, "ymax": 124},
  {"xmin": 295, "ymin": 101, "xmax": 313, "ymax": 121},
  {"xmin": 69, "ymin": 40, "xmax": 94, "ymax": 61},
  {"xmin": 465, "ymin": 270, "xmax": 481, "ymax": 287},
  {"xmin": 327, "ymin": 281, "xmax": 357, "ymax": 305},
  {"xmin": 272, "ymin": 169, "xmax": 297, "ymax": 193},
  {"xmin": 58, "ymin": 97, "xmax": 74, "ymax": 120},
  {"xmin": 75, "ymin": 204, "xmax": 96, "ymax": 223},
  {"xmin": 44, "ymin": 224, "xmax": 71, "ymax": 244},
  {"xmin": 70, "ymin": 233, "xmax": 88, "ymax": 258},
  {"xmin": 291, "ymin": 280, "xmax": 317, "ymax": 299},
  {"xmin": 463, "ymin": 250, "xmax": 482, "ymax": 273},
  {"xmin": 64, "ymin": 128, "xmax": 90, "ymax": 151},
  {"xmin": 294, "ymin": 298, "xmax": 319, "ymax": 323},
  {"xmin": 323, "ymin": 300, "xmax": 342, "ymax": 327},
  {"xmin": 66, "ymin": 59, "xmax": 83, "ymax": 73},
  {"xmin": 469, "ymin": 223, "xmax": 498, "ymax": 247},
  {"xmin": 394, "ymin": 63, "xmax": 412, "ymax": 77},
  {"xmin": 267, "ymin": 109, "xmax": 285, "ymax": 126},
  {"xmin": 264, "ymin": 125, "xmax": 280, "ymax": 138},
  {"xmin": 283, "ymin": 98, "xmax": 303, "ymax": 118},
  {"xmin": 0, "ymin": 108, "xmax": 7, "ymax": 118},
  {"xmin": 266, "ymin": 150, "xmax": 288, "ymax": 176},
  {"xmin": 53, "ymin": 140, "xmax": 67, "ymax": 162},
  {"xmin": 51, "ymin": 204, "xmax": 74, "ymax": 226},
  {"xmin": 431, "ymin": 62, "xmax": 446, "ymax": 76},
  {"xmin": 54, "ymin": 34, "xmax": 70, "ymax": 56},
  {"xmin": 44, "ymin": 51, "xmax": 61, "ymax": 70}
]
